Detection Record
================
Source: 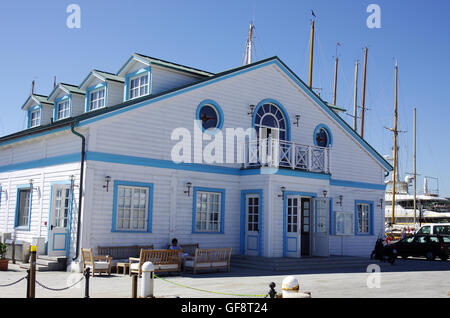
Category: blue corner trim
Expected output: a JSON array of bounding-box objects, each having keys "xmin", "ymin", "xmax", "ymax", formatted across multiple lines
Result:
[
  {"xmin": 111, "ymin": 180, "xmax": 154, "ymax": 233},
  {"xmin": 192, "ymin": 187, "xmax": 225, "ymax": 234}
]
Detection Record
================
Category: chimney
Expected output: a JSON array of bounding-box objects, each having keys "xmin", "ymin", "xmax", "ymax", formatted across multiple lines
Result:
[
  {"xmin": 53, "ymin": 76, "xmax": 57, "ymax": 89},
  {"xmin": 31, "ymin": 80, "xmax": 35, "ymax": 95}
]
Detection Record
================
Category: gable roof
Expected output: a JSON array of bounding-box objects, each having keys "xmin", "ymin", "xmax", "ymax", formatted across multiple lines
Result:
[
  {"xmin": 48, "ymin": 83, "xmax": 86, "ymax": 101},
  {"xmin": 79, "ymin": 69, "xmax": 124, "ymax": 90},
  {"xmin": 21, "ymin": 94, "xmax": 53, "ymax": 110},
  {"xmin": 2, "ymin": 56, "xmax": 392, "ymax": 171},
  {"xmin": 117, "ymin": 53, "xmax": 214, "ymax": 78}
]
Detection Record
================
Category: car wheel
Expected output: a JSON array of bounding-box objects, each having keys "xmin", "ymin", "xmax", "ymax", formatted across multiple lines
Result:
[{"xmin": 425, "ymin": 251, "xmax": 435, "ymax": 261}]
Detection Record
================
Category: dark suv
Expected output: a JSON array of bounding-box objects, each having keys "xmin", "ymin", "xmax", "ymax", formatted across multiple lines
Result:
[{"xmin": 388, "ymin": 234, "xmax": 450, "ymax": 261}]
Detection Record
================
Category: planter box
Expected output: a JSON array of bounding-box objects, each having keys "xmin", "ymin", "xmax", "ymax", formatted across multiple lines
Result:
[{"xmin": 0, "ymin": 259, "xmax": 8, "ymax": 271}]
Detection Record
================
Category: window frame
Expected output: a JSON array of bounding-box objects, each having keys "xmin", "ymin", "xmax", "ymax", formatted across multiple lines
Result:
[
  {"xmin": 85, "ymin": 83, "xmax": 107, "ymax": 112},
  {"xmin": 354, "ymin": 200, "xmax": 374, "ymax": 235},
  {"xmin": 54, "ymin": 95, "xmax": 72, "ymax": 121},
  {"xmin": 195, "ymin": 99, "xmax": 224, "ymax": 135},
  {"xmin": 125, "ymin": 67, "xmax": 151, "ymax": 101},
  {"xmin": 112, "ymin": 180, "xmax": 153, "ymax": 233},
  {"xmin": 192, "ymin": 187, "xmax": 225, "ymax": 234},
  {"xmin": 313, "ymin": 124, "xmax": 333, "ymax": 148},
  {"xmin": 28, "ymin": 106, "xmax": 41, "ymax": 128},
  {"xmin": 15, "ymin": 185, "xmax": 33, "ymax": 230}
]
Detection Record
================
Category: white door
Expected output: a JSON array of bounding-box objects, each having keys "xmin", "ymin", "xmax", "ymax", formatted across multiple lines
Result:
[
  {"xmin": 245, "ymin": 194, "xmax": 260, "ymax": 256},
  {"xmin": 312, "ymin": 198, "xmax": 330, "ymax": 257},
  {"xmin": 48, "ymin": 185, "xmax": 72, "ymax": 257},
  {"xmin": 285, "ymin": 196, "xmax": 301, "ymax": 258}
]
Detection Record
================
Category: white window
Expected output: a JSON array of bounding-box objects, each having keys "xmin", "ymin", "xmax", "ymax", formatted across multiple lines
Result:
[
  {"xmin": 357, "ymin": 203, "xmax": 371, "ymax": 234},
  {"xmin": 56, "ymin": 100, "xmax": 70, "ymax": 120},
  {"xmin": 116, "ymin": 185, "xmax": 148, "ymax": 231},
  {"xmin": 29, "ymin": 109, "xmax": 41, "ymax": 128},
  {"xmin": 89, "ymin": 88, "xmax": 105, "ymax": 111},
  {"xmin": 16, "ymin": 188, "xmax": 31, "ymax": 227},
  {"xmin": 129, "ymin": 74, "xmax": 149, "ymax": 99},
  {"xmin": 195, "ymin": 191, "xmax": 221, "ymax": 232},
  {"xmin": 336, "ymin": 211, "xmax": 353, "ymax": 235}
]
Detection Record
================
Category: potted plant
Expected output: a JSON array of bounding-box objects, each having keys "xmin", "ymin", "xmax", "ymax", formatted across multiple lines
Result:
[{"xmin": 0, "ymin": 242, "xmax": 8, "ymax": 271}]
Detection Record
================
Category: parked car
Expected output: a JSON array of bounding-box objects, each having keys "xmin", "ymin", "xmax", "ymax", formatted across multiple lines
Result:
[
  {"xmin": 388, "ymin": 234, "xmax": 450, "ymax": 261},
  {"xmin": 416, "ymin": 223, "xmax": 450, "ymax": 235}
]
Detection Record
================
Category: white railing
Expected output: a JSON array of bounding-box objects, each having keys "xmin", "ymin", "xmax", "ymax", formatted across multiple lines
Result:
[{"xmin": 244, "ymin": 138, "xmax": 330, "ymax": 174}]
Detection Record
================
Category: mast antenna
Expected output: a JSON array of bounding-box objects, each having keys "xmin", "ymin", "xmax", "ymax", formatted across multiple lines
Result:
[
  {"xmin": 360, "ymin": 47, "xmax": 368, "ymax": 138},
  {"xmin": 308, "ymin": 12, "xmax": 316, "ymax": 88}
]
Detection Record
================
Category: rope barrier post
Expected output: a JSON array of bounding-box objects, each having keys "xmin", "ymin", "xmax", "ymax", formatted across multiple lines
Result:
[
  {"xmin": 140, "ymin": 262, "xmax": 155, "ymax": 298},
  {"xmin": 131, "ymin": 274, "xmax": 138, "ymax": 298},
  {"xmin": 26, "ymin": 269, "xmax": 30, "ymax": 298},
  {"xmin": 268, "ymin": 282, "xmax": 277, "ymax": 299},
  {"xmin": 28, "ymin": 246, "xmax": 37, "ymax": 298},
  {"xmin": 83, "ymin": 267, "xmax": 90, "ymax": 298}
]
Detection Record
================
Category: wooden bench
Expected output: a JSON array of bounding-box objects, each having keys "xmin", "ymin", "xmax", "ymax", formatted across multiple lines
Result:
[
  {"xmin": 129, "ymin": 249, "xmax": 182, "ymax": 276},
  {"xmin": 184, "ymin": 248, "xmax": 232, "ymax": 274},
  {"xmin": 97, "ymin": 245, "xmax": 154, "ymax": 269}
]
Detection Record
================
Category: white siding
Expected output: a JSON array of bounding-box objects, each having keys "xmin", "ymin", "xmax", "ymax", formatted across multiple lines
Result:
[{"xmin": 151, "ymin": 65, "xmax": 204, "ymax": 95}]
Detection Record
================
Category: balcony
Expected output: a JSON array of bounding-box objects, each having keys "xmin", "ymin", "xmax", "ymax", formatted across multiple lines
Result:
[{"xmin": 244, "ymin": 138, "xmax": 330, "ymax": 174}]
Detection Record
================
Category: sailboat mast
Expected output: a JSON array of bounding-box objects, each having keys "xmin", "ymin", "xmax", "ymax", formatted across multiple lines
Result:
[
  {"xmin": 391, "ymin": 61, "xmax": 399, "ymax": 225},
  {"xmin": 413, "ymin": 107, "xmax": 417, "ymax": 225},
  {"xmin": 333, "ymin": 56, "xmax": 339, "ymax": 105},
  {"xmin": 360, "ymin": 47, "xmax": 368, "ymax": 138},
  {"xmin": 308, "ymin": 20, "xmax": 315, "ymax": 88},
  {"xmin": 353, "ymin": 60, "xmax": 359, "ymax": 131},
  {"xmin": 245, "ymin": 23, "xmax": 255, "ymax": 65}
]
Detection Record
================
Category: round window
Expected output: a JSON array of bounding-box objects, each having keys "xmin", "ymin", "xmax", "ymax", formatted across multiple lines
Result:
[
  {"xmin": 199, "ymin": 105, "xmax": 219, "ymax": 131},
  {"xmin": 315, "ymin": 128, "xmax": 329, "ymax": 147}
]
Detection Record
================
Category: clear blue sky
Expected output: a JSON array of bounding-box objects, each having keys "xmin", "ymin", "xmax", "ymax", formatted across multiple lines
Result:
[{"xmin": 0, "ymin": 0, "xmax": 449, "ymax": 196}]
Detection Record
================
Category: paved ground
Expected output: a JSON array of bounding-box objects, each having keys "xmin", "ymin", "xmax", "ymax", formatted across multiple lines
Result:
[{"xmin": 0, "ymin": 258, "xmax": 449, "ymax": 298}]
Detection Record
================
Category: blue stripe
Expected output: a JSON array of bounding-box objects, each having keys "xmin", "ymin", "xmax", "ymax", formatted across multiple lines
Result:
[
  {"xmin": 0, "ymin": 153, "xmax": 80, "ymax": 173},
  {"xmin": 330, "ymin": 179, "xmax": 386, "ymax": 190}
]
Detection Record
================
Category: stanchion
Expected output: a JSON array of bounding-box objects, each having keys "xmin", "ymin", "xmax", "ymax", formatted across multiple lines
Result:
[
  {"xmin": 131, "ymin": 274, "xmax": 138, "ymax": 298},
  {"xmin": 84, "ymin": 267, "xmax": 90, "ymax": 298},
  {"xmin": 28, "ymin": 246, "xmax": 37, "ymax": 298}
]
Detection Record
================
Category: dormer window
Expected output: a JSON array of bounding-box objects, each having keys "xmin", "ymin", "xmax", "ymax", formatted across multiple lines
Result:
[
  {"xmin": 129, "ymin": 73, "xmax": 149, "ymax": 100},
  {"xmin": 29, "ymin": 108, "xmax": 41, "ymax": 128},
  {"xmin": 89, "ymin": 88, "xmax": 105, "ymax": 111},
  {"xmin": 56, "ymin": 99, "xmax": 70, "ymax": 120}
]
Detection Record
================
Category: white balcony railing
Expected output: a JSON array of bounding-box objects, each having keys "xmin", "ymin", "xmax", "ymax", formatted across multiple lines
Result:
[{"xmin": 244, "ymin": 138, "xmax": 330, "ymax": 174}]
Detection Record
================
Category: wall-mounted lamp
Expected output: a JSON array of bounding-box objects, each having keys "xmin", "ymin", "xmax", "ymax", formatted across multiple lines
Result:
[
  {"xmin": 322, "ymin": 190, "xmax": 328, "ymax": 198},
  {"xmin": 70, "ymin": 175, "xmax": 79, "ymax": 191},
  {"xmin": 336, "ymin": 195, "xmax": 343, "ymax": 207},
  {"xmin": 278, "ymin": 186, "xmax": 286, "ymax": 200},
  {"xmin": 377, "ymin": 198, "xmax": 383, "ymax": 209},
  {"xmin": 293, "ymin": 114, "xmax": 301, "ymax": 127},
  {"xmin": 248, "ymin": 104, "xmax": 256, "ymax": 116},
  {"xmin": 28, "ymin": 179, "xmax": 41, "ymax": 199},
  {"xmin": 103, "ymin": 176, "xmax": 112, "ymax": 192},
  {"xmin": 184, "ymin": 182, "xmax": 192, "ymax": 197}
]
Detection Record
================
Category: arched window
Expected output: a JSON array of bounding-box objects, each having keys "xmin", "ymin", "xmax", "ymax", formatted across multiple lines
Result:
[
  {"xmin": 313, "ymin": 124, "xmax": 333, "ymax": 148},
  {"xmin": 253, "ymin": 100, "xmax": 289, "ymax": 142}
]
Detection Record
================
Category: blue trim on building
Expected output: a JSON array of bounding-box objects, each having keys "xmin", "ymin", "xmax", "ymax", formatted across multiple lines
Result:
[
  {"xmin": 192, "ymin": 187, "xmax": 225, "ymax": 234},
  {"xmin": 354, "ymin": 200, "xmax": 374, "ymax": 236},
  {"xmin": 27, "ymin": 105, "xmax": 42, "ymax": 128},
  {"xmin": 53, "ymin": 94, "xmax": 72, "ymax": 121},
  {"xmin": 85, "ymin": 82, "xmax": 108, "ymax": 112},
  {"xmin": 195, "ymin": 99, "xmax": 224, "ymax": 135},
  {"xmin": 313, "ymin": 123, "xmax": 333, "ymax": 147},
  {"xmin": 14, "ymin": 184, "xmax": 33, "ymax": 231},
  {"xmin": 282, "ymin": 191, "xmax": 317, "ymax": 257},
  {"xmin": 111, "ymin": 180, "xmax": 154, "ymax": 233},
  {"xmin": 240, "ymin": 189, "xmax": 263, "ymax": 256},
  {"xmin": 0, "ymin": 153, "xmax": 81, "ymax": 173},
  {"xmin": 330, "ymin": 179, "xmax": 386, "ymax": 191},
  {"xmin": 124, "ymin": 66, "xmax": 151, "ymax": 101}
]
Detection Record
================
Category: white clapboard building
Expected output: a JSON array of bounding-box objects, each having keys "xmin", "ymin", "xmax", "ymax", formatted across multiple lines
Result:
[{"xmin": 0, "ymin": 54, "xmax": 392, "ymax": 270}]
